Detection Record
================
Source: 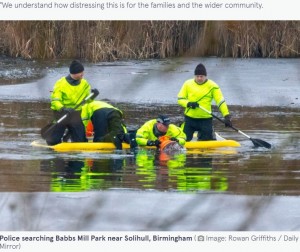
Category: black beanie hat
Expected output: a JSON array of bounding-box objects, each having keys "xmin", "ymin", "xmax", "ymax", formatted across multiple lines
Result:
[
  {"xmin": 69, "ymin": 60, "xmax": 84, "ymax": 74},
  {"xmin": 194, "ymin": 63, "xmax": 207, "ymax": 76},
  {"xmin": 157, "ymin": 115, "xmax": 171, "ymax": 126}
]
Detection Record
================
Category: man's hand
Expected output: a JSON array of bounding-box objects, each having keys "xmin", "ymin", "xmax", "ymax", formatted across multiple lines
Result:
[
  {"xmin": 224, "ymin": 115, "xmax": 232, "ymax": 127},
  {"xmin": 187, "ymin": 102, "xmax": 199, "ymax": 109},
  {"xmin": 147, "ymin": 139, "xmax": 161, "ymax": 147},
  {"xmin": 60, "ymin": 107, "xmax": 75, "ymax": 114},
  {"xmin": 91, "ymin": 88, "xmax": 99, "ymax": 99}
]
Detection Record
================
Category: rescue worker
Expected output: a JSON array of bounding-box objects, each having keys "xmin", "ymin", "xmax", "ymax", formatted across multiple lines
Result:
[
  {"xmin": 177, "ymin": 63, "xmax": 232, "ymax": 141},
  {"xmin": 46, "ymin": 60, "xmax": 99, "ymax": 145},
  {"xmin": 135, "ymin": 115, "xmax": 186, "ymax": 148},
  {"xmin": 81, "ymin": 100, "xmax": 128, "ymax": 150}
]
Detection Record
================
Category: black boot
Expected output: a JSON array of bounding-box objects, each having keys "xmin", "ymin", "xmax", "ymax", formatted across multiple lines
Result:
[{"xmin": 113, "ymin": 136, "xmax": 123, "ymax": 150}]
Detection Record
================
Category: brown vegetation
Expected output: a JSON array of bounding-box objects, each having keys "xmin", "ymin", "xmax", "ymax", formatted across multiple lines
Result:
[{"xmin": 0, "ymin": 21, "xmax": 299, "ymax": 61}]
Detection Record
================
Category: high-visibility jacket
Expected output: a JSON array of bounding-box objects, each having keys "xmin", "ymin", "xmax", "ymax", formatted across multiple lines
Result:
[
  {"xmin": 136, "ymin": 119, "xmax": 186, "ymax": 146},
  {"xmin": 50, "ymin": 77, "xmax": 91, "ymax": 111},
  {"xmin": 81, "ymin": 100, "xmax": 123, "ymax": 127},
  {"xmin": 177, "ymin": 78, "xmax": 229, "ymax": 118}
]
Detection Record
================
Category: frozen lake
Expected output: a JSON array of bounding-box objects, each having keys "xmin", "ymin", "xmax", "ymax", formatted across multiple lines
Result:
[{"xmin": 0, "ymin": 57, "xmax": 299, "ymax": 231}]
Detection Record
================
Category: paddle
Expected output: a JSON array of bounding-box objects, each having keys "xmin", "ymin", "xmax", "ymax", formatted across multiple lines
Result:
[
  {"xmin": 41, "ymin": 91, "xmax": 98, "ymax": 140},
  {"xmin": 197, "ymin": 104, "xmax": 272, "ymax": 149}
]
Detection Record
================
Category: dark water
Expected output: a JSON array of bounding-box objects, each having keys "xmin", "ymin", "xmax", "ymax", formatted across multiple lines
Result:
[{"xmin": 0, "ymin": 100, "xmax": 299, "ymax": 195}]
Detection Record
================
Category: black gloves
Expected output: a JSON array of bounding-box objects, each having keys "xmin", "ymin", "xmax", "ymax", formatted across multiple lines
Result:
[
  {"xmin": 91, "ymin": 88, "xmax": 99, "ymax": 99},
  {"xmin": 60, "ymin": 107, "xmax": 75, "ymax": 114},
  {"xmin": 147, "ymin": 140, "xmax": 154, "ymax": 146},
  {"xmin": 170, "ymin": 137, "xmax": 179, "ymax": 142},
  {"xmin": 147, "ymin": 139, "xmax": 161, "ymax": 147},
  {"xmin": 187, "ymin": 102, "xmax": 199, "ymax": 109},
  {"xmin": 224, "ymin": 115, "xmax": 232, "ymax": 127}
]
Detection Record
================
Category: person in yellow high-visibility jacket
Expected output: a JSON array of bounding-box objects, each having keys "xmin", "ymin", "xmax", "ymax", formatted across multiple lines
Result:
[
  {"xmin": 46, "ymin": 60, "xmax": 98, "ymax": 145},
  {"xmin": 177, "ymin": 63, "xmax": 232, "ymax": 141},
  {"xmin": 136, "ymin": 115, "xmax": 186, "ymax": 148},
  {"xmin": 81, "ymin": 100, "xmax": 128, "ymax": 150}
]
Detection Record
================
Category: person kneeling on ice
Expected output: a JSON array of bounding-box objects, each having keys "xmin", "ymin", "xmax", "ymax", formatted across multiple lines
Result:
[
  {"xmin": 135, "ymin": 115, "xmax": 186, "ymax": 149},
  {"xmin": 81, "ymin": 100, "xmax": 129, "ymax": 150}
]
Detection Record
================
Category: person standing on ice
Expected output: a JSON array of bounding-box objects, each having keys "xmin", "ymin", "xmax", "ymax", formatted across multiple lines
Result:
[{"xmin": 177, "ymin": 63, "xmax": 232, "ymax": 141}]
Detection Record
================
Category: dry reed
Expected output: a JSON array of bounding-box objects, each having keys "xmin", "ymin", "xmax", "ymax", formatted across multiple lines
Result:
[{"xmin": 0, "ymin": 21, "xmax": 300, "ymax": 61}]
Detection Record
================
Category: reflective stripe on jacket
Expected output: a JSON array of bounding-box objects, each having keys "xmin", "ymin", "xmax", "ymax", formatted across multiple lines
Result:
[
  {"xmin": 136, "ymin": 119, "xmax": 186, "ymax": 146},
  {"xmin": 50, "ymin": 77, "xmax": 91, "ymax": 111},
  {"xmin": 177, "ymin": 78, "xmax": 229, "ymax": 118}
]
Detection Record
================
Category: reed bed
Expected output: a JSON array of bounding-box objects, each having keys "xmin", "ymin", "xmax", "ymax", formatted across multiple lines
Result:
[{"xmin": 0, "ymin": 21, "xmax": 300, "ymax": 61}]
